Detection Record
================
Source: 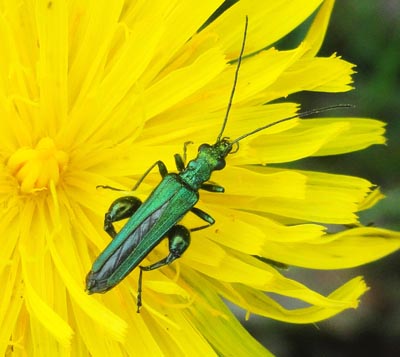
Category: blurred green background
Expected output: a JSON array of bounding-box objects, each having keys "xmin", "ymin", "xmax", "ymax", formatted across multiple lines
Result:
[{"xmin": 227, "ymin": 2, "xmax": 400, "ymax": 356}]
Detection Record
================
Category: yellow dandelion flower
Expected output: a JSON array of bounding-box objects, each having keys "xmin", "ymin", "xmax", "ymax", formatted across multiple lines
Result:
[{"xmin": 1, "ymin": 0, "xmax": 399, "ymax": 355}]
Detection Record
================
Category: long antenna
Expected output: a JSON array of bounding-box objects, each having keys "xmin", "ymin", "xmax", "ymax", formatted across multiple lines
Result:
[
  {"xmin": 231, "ymin": 104, "xmax": 354, "ymax": 144},
  {"xmin": 216, "ymin": 16, "xmax": 249, "ymax": 142}
]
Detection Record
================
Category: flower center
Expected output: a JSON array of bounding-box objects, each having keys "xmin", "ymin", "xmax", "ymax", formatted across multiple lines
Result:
[{"xmin": 7, "ymin": 137, "xmax": 69, "ymax": 194}]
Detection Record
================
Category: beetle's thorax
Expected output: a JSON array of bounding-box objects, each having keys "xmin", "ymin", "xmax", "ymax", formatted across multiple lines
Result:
[{"xmin": 180, "ymin": 139, "xmax": 232, "ymax": 190}]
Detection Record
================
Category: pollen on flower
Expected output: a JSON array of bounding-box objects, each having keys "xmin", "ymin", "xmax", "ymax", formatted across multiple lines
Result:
[{"xmin": 6, "ymin": 137, "xmax": 68, "ymax": 194}]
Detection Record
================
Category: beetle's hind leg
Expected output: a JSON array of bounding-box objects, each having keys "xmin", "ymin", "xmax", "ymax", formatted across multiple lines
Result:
[
  {"xmin": 136, "ymin": 225, "xmax": 191, "ymax": 312},
  {"xmin": 103, "ymin": 196, "xmax": 142, "ymax": 238},
  {"xmin": 99, "ymin": 160, "xmax": 169, "ymax": 238},
  {"xmin": 140, "ymin": 225, "xmax": 190, "ymax": 271}
]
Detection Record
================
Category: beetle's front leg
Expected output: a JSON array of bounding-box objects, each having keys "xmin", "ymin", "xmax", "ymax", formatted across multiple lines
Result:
[
  {"xmin": 136, "ymin": 225, "xmax": 190, "ymax": 312},
  {"xmin": 103, "ymin": 196, "xmax": 142, "ymax": 238}
]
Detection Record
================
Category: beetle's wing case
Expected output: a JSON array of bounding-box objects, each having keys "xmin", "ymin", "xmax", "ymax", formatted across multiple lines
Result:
[{"xmin": 87, "ymin": 174, "xmax": 198, "ymax": 293}]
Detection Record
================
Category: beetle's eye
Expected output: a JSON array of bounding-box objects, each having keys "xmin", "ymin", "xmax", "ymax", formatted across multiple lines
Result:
[
  {"xmin": 198, "ymin": 143, "xmax": 210, "ymax": 152},
  {"xmin": 215, "ymin": 159, "xmax": 226, "ymax": 170}
]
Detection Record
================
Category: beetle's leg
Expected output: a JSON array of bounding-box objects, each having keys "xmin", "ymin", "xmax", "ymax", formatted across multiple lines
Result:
[
  {"xmin": 174, "ymin": 153, "xmax": 185, "ymax": 172},
  {"xmin": 96, "ymin": 185, "xmax": 126, "ymax": 192},
  {"xmin": 142, "ymin": 225, "xmax": 190, "ymax": 270},
  {"xmin": 189, "ymin": 207, "xmax": 215, "ymax": 232},
  {"xmin": 174, "ymin": 141, "xmax": 193, "ymax": 172},
  {"xmin": 96, "ymin": 160, "xmax": 168, "ymax": 192},
  {"xmin": 137, "ymin": 268, "xmax": 144, "ymax": 313},
  {"xmin": 200, "ymin": 182, "xmax": 225, "ymax": 193},
  {"xmin": 103, "ymin": 196, "xmax": 142, "ymax": 238},
  {"xmin": 131, "ymin": 160, "xmax": 168, "ymax": 190},
  {"xmin": 182, "ymin": 141, "xmax": 193, "ymax": 166},
  {"xmin": 136, "ymin": 225, "xmax": 190, "ymax": 312},
  {"xmin": 98, "ymin": 161, "xmax": 168, "ymax": 237}
]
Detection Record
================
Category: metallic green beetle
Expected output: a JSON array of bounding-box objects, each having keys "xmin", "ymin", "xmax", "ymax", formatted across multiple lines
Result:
[{"xmin": 85, "ymin": 17, "xmax": 349, "ymax": 311}]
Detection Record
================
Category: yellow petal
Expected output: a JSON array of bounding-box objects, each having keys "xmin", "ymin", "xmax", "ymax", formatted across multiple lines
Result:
[
  {"xmin": 127, "ymin": 1, "xmax": 225, "ymax": 86},
  {"xmin": 139, "ymin": 102, "xmax": 300, "ymax": 147},
  {"xmin": 20, "ymin": 250, "xmax": 74, "ymax": 348},
  {"xmin": 213, "ymin": 168, "xmax": 372, "ymax": 224},
  {"xmin": 213, "ymin": 277, "xmax": 368, "ymax": 323},
  {"xmin": 358, "ymin": 187, "xmax": 385, "ymax": 211},
  {"xmin": 210, "ymin": 0, "xmax": 323, "ymax": 55},
  {"xmin": 87, "ymin": 18, "xmax": 165, "ymax": 129},
  {"xmin": 264, "ymin": 55, "xmax": 355, "ymax": 103},
  {"xmin": 68, "ymin": 0, "xmax": 125, "ymax": 109},
  {"xmin": 303, "ymin": 0, "xmax": 335, "ymax": 56},
  {"xmin": 247, "ymin": 121, "xmax": 350, "ymax": 163},
  {"xmin": 0, "ymin": 256, "xmax": 24, "ymax": 353},
  {"xmin": 184, "ymin": 270, "xmax": 273, "ymax": 356},
  {"xmin": 47, "ymin": 229, "xmax": 128, "ymax": 342},
  {"xmin": 142, "ymin": 46, "xmax": 227, "ymax": 119},
  {"xmin": 307, "ymin": 118, "xmax": 386, "ymax": 155},
  {"xmin": 204, "ymin": 208, "xmax": 324, "ymax": 255},
  {"xmin": 210, "ymin": 166, "xmax": 306, "ymax": 199},
  {"xmin": 35, "ymin": 0, "xmax": 68, "ymax": 135},
  {"xmin": 263, "ymin": 227, "xmax": 400, "ymax": 269}
]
